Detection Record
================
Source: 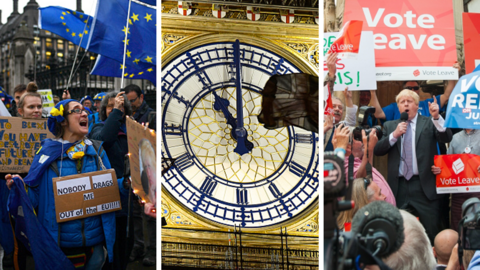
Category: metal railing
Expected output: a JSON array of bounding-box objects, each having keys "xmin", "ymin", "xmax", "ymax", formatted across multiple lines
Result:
[{"xmin": 162, "ymin": 226, "xmax": 319, "ymax": 270}]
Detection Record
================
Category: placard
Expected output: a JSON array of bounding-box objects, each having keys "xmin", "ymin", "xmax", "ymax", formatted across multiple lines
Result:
[
  {"xmin": 463, "ymin": 13, "xmax": 480, "ymax": 74},
  {"xmin": 434, "ymin": 154, "xmax": 480, "ymax": 194},
  {"xmin": 323, "ymin": 31, "xmax": 377, "ymax": 91},
  {"xmin": 343, "ymin": 0, "xmax": 458, "ymax": 80},
  {"xmin": 0, "ymin": 117, "xmax": 54, "ymax": 173},
  {"xmin": 444, "ymin": 70, "xmax": 480, "ymax": 129},
  {"xmin": 52, "ymin": 169, "xmax": 121, "ymax": 223},
  {"xmin": 126, "ymin": 117, "xmax": 156, "ymax": 206},
  {"xmin": 37, "ymin": 89, "xmax": 54, "ymax": 116}
]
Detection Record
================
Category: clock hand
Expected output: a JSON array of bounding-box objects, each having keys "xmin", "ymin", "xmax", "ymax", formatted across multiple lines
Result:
[
  {"xmin": 232, "ymin": 40, "xmax": 253, "ymax": 155},
  {"xmin": 212, "ymin": 90, "xmax": 237, "ymax": 130},
  {"xmin": 211, "ymin": 89, "xmax": 253, "ymax": 153}
]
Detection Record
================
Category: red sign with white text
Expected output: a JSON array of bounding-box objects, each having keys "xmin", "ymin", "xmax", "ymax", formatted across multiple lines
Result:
[
  {"xmin": 462, "ymin": 13, "xmax": 480, "ymax": 74},
  {"xmin": 434, "ymin": 154, "xmax": 480, "ymax": 194},
  {"xmin": 327, "ymin": 20, "xmax": 363, "ymax": 58},
  {"xmin": 344, "ymin": 0, "xmax": 458, "ymax": 81}
]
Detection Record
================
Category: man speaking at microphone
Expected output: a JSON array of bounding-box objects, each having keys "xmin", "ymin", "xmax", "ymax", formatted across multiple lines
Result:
[{"xmin": 374, "ymin": 90, "xmax": 452, "ymax": 244}]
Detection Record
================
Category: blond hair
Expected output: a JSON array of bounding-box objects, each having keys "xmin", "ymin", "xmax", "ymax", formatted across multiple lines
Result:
[
  {"xmin": 337, "ymin": 177, "xmax": 374, "ymax": 230},
  {"xmin": 395, "ymin": 89, "xmax": 419, "ymax": 105}
]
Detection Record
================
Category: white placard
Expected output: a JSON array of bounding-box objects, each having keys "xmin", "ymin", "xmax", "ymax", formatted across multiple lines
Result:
[
  {"xmin": 59, "ymin": 208, "xmax": 84, "ymax": 220},
  {"xmin": 97, "ymin": 201, "xmax": 121, "ymax": 212},
  {"xmin": 92, "ymin": 173, "xmax": 114, "ymax": 189},
  {"xmin": 323, "ymin": 31, "xmax": 377, "ymax": 91},
  {"xmin": 56, "ymin": 177, "xmax": 91, "ymax": 195}
]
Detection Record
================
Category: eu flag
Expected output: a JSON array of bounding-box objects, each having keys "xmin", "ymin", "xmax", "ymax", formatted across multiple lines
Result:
[
  {"xmin": 39, "ymin": 6, "xmax": 93, "ymax": 48},
  {"xmin": 87, "ymin": 0, "xmax": 156, "ymax": 69},
  {"xmin": 91, "ymin": 55, "xmax": 156, "ymax": 85},
  {"xmin": 8, "ymin": 178, "xmax": 75, "ymax": 269}
]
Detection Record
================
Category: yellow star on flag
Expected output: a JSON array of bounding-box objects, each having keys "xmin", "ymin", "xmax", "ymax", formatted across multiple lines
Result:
[
  {"xmin": 122, "ymin": 39, "xmax": 130, "ymax": 45},
  {"xmin": 120, "ymin": 64, "xmax": 126, "ymax": 70},
  {"xmin": 80, "ymin": 14, "xmax": 83, "ymax": 18},
  {"xmin": 147, "ymin": 68, "xmax": 153, "ymax": 72},
  {"xmin": 62, "ymin": 22, "xmax": 66, "ymax": 26},
  {"xmin": 84, "ymin": 30, "xmax": 88, "ymax": 34},
  {"xmin": 72, "ymin": 32, "xmax": 76, "ymax": 37},
  {"xmin": 144, "ymin": 13, "xmax": 152, "ymax": 22},
  {"xmin": 122, "ymin": 26, "xmax": 130, "ymax": 35},
  {"xmin": 62, "ymin": 12, "xmax": 66, "ymax": 15},
  {"xmin": 66, "ymin": 28, "xmax": 70, "ymax": 32},
  {"xmin": 124, "ymin": 73, "xmax": 129, "ymax": 77},
  {"xmin": 60, "ymin": 16, "xmax": 64, "ymax": 20},
  {"xmin": 67, "ymin": 11, "xmax": 71, "ymax": 14},
  {"xmin": 131, "ymin": 13, "xmax": 139, "ymax": 22},
  {"xmin": 145, "ymin": 56, "xmax": 153, "ymax": 63},
  {"xmin": 129, "ymin": 19, "xmax": 133, "ymax": 25},
  {"xmin": 129, "ymin": 74, "xmax": 134, "ymax": 78},
  {"xmin": 126, "ymin": 50, "xmax": 132, "ymax": 58},
  {"xmin": 84, "ymin": 19, "xmax": 88, "ymax": 23},
  {"xmin": 138, "ymin": 72, "xmax": 144, "ymax": 75},
  {"xmin": 133, "ymin": 58, "xmax": 140, "ymax": 64},
  {"xmin": 79, "ymin": 33, "xmax": 83, "ymax": 37}
]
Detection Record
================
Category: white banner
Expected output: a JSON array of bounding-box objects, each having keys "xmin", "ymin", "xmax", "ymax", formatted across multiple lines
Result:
[
  {"xmin": 323, "ymin": 31, "xmax": 377, "ymax": 91},
  {"xmin": 375, "ymin": 66, "xmax": 458, "ymax": 81}
]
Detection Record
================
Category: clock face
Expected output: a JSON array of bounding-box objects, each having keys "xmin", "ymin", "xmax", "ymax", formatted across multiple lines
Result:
[{"xmin": 162, "ymin": 41, "xmax": 319, "ymax": 228}]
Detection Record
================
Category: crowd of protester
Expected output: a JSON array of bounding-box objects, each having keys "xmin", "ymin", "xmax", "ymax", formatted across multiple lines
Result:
[
  {"xmin": 326, "ymin": 52, "xmax": 480, "ymax": 269},
  {"xmin": 0, "ymin": 83, "xmax": 156, "ymax": 269}
]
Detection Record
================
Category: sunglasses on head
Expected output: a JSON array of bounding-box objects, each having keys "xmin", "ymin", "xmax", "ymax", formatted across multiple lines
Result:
[
  {"xmin": 363, "ymin": 178, "xmax": 371, "ymax": 190},
  {"xmin": 405, "ymin": 86, "xmax": 420, "ymax": 91}
]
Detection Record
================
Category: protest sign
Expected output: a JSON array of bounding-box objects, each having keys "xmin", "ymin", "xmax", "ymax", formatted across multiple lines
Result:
[
  {"xmin": 52, "ymin": 169, "xmax": 121, "ymax": 223},
  {"xmin": 323, "ymin": 31, "xmax": 377, "ymax": 91},
  {"xmin": 434, "ymin": 154, "xmax": 480, "ymax": 194},
  {"xmin": 445, "ymin": 70, "xmax": 480, "ymax": 129},
  {"xmin": 463, "ymin": 13, "xmax": 480, "ymax": 74},
  {"xmin": 326, "ymin": 20, "xmax": 363, "ymax": 58},
  {"xmin": 37, "ymin": 89, "xmax": 54, "ymax": 116},
  {"xmin": 343, "ymin": 0, "xmax": 458, "ymax": 81},
  {"xmin": 126, "ymin": 117, "xmax": 156, "ymax": 206},
  {"xmin": 0, "ymin": 117, "xmax": 53, "ymax": 173}
]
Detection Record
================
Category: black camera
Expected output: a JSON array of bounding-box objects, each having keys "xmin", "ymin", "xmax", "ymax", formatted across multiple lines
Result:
[
  {"xmin": 458, "ymin": 197, "xmax": 480, "ymax": 268},
  {"xmin": 353, "ymin": 106, "xmax": 383, "ymax": 141},
  {"xmin": 459, "ymin": 197, "xmax": 480, "ymax": 249}
]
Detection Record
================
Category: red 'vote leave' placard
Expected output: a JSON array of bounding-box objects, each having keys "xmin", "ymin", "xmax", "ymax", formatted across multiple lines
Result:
[{"xmin": 434, "ymin": 154, "xmax": 480, "ymax": 194}]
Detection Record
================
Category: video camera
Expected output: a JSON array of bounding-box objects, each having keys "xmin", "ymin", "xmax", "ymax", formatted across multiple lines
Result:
[
  {"xmin": 324, "ymin": 152, "xmax": 399, "ymax": 270},
  {"xmin": 352, "ymin": 106, "xmax": 383, "ymax": 141},
  {"xmin": 458, "ymin": 197, "xmax": 480, "ymax": 268}
]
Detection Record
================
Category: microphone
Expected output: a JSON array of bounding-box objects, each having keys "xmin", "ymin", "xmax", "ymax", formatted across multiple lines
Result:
[
  {"xmin": 400, "ymin": 112, "xmax": 408, "ymax": 138},
  {"xmin": 351, "ymin": 201, "xmax": 405, "ymax": 259}
]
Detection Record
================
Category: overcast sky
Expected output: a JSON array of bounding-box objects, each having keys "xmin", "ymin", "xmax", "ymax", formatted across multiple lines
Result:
[{"xmin": 1, "ymin": 0, "xmax": 98, "ymax": 24}]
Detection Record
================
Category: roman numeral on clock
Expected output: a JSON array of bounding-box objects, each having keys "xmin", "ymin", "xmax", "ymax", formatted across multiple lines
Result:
[
  {"xmin": 268, "ymin": 183, "xmax": 282, "ymax": 198},
  {"xmin": 199, "ymin": 177, "xmax": 217, "ymax": 196},
  {"xmin": 289, "ymin": 161, "xmax": 306, "ymax": 177},
  {"xmin": 175, "ymin": 153, "xmax": 194, "ymax": 171},
  {"xmin": 236, "ymin": 188, "xmax": 249, "ymax": 205}
]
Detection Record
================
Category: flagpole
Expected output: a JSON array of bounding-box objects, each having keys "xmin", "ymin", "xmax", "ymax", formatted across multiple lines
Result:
[
  {"xmin": 121, "ymin": 0, "xmax": 133, "ymax": 89},
  {"xmin": 66, "ymin": 15, "xmax": 91, "ymax": 91}
]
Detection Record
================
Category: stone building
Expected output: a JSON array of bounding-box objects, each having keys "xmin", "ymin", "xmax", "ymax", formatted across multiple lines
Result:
[{"xmin": 0, "ymin": 0, "xmax": 155, "ymax": 107}]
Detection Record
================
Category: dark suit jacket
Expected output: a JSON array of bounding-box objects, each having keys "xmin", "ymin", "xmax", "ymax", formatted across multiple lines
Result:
[{"xmin": 374, "ymin": 115, "xmax": 452, "ymax": 201}]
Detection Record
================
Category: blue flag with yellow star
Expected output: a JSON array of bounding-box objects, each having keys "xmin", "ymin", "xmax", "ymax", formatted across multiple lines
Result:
[
  {"xmin": 91, "ymin": 55, "xmax": 156, "ymax": 85},
  {"xmin": 87, "ymin": 0, "xmax": 156, "ymax": 69},
  {"xmin": 39, "ymin": 6, "xmax": 93, "ymax": 48}
]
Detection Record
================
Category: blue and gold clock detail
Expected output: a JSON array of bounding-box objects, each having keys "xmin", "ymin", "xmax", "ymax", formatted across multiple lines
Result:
[{"xmin": 162, "ymin": 39, "xmax": 319, "ymax": 230}]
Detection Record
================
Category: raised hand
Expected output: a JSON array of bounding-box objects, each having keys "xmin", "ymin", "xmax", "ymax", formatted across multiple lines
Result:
[
  {"xmin": 332, "ymin": 124, "xmax": 350, "ymax": 150},
  {"xmin": 114, "ymin": 91, "xmax": 125, "ymax": 112},
  {"xmin": 428, "ymin": 95, "xmax": 439, "ymax": 119},
  {"xmin": 326, "ymin": 52, "xmax": 338, "ymax": 78}
]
